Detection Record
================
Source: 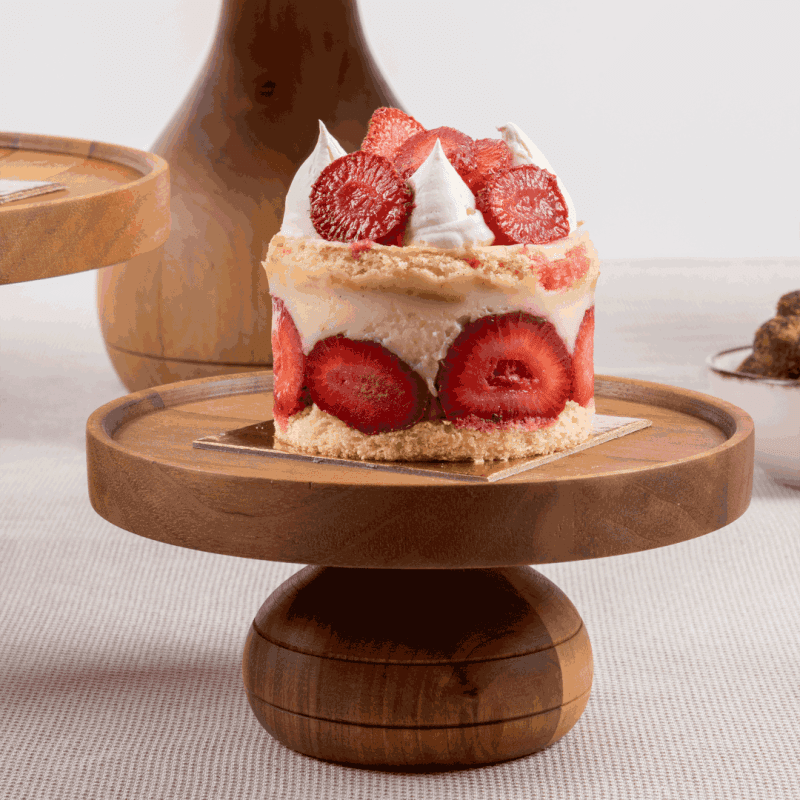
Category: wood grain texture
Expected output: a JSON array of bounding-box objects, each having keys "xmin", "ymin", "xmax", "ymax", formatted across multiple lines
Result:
[
  {"xmin": 0, "ymin": 133, "xmax": 169, "ymax": 284},
  {"xmin": 242, "ymin": 566, "xmax": 592, "ymax": 768},
  {"xmin": 101, "ymin": 342, "xmax": 269, "ymax": 390},
  {"xmin": 85, "ymin": 374, "xmax": 755, "ymax": 567},
  {"xmin": 96, "ymin": 0, "xmax": 401, "ymax": 391}
]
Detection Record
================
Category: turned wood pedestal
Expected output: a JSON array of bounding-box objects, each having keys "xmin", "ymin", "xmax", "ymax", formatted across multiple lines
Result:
[
  {"xmin": 243, "ymin": 565, "xmax": 591, "ymax": 768},
  {"xmin": 86, "ymin": 373, "xmax": 753, "ymax": 769}
]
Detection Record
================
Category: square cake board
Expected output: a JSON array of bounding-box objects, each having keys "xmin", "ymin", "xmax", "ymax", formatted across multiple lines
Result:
[{"xmin": 193, "ymin": 414, "xmax": 651, "ymax": 483}]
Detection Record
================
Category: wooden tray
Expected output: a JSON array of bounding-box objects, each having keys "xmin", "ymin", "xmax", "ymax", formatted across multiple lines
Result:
[
  {"xmin": 87, "ymin": 372, "xmax": 753, "ymax": 569},
  {"xmin": 0, "ymin": 132, "xmax": 169, "ymax": 284},
  {"xmin": 85, "ymin": 371, "xmax": 754, "ymax": 769}
]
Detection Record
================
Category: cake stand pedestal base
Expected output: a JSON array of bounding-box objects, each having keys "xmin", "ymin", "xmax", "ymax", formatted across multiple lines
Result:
[
  {"xmin": 243, "ymin": 566, "xmax": 593, "ymax": 769},
  {"xmin": 86, "ymin": 372, "xmax": 754, "ymax": 771}
]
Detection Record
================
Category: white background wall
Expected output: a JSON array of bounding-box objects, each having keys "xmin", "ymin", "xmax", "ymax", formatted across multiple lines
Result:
[{"xmin": 2, "ymin": 0, "xmax": 799, "ymax": 261}]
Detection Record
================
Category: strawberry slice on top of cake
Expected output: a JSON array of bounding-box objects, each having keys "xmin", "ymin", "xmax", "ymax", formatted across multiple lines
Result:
[{"xmin": 263, "ymin": 111, "xmax": 598, "ymax": 462}]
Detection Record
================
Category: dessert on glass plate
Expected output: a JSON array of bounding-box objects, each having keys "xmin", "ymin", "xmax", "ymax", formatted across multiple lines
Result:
[{"xmin": 263, "ymin": 108, "xmax": 599, "ymax": 462}]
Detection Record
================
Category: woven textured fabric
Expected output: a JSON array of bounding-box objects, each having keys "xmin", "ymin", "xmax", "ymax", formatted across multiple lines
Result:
[{"xmin": 2, "ymin": 263, "xmax": 800, "ymax": 799}]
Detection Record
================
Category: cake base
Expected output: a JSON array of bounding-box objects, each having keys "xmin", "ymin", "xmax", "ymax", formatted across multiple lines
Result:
[{"xmin": 274, "ymin": 400, "xmax": 594, "ymax": 462}]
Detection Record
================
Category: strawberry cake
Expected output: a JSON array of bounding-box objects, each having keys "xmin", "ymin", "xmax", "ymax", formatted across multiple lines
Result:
[{"xmin": 264, "ymin": 110, "xmax": 599, "ymax": 462}]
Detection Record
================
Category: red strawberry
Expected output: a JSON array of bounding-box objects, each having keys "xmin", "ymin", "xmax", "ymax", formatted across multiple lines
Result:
[
  {"xmin": 436, "ymin": 312, "xmax": 572, "ymax": 425},
  {"xmin": 310, "ymin": 152, "xmax": 412, "ymax": 243},
  {"xmin": 271, "ymin": 297, "xmax": 308, "ymax": 429},
  {"xmin": 392, "ymin": 127, "xmax": 476, "ymax": 180},
  {"xmin": 306, "ymin": 336, "xmax": 429, "ymax": 435},
  {"xmin": 349, "ymin": 240, "xmax": 373, "ymax": 259},
  {"xmin": 361, "ymin": 107, "xmax": 425, "ymax": 160},
  {"xmin": 478, "ymin": 165, "xmax": 570, "ymax": 245},
  {"xmin": 538, "ymin": 245, "xmax": 592, "ymax": 291},
  {"xmin": 571, "ymin": 306, "xmax": 594, "ymax": 407},
  {"xmin": 463, "ymin": 138, "xmax": 513, "ymax": 194},
  {"xmin": 449, "ymin": 414, "xmax": 561, "ymax": 432}
]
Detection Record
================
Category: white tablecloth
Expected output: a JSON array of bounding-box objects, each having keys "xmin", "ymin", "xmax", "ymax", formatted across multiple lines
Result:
[{"xmin": 2, "ymin": 260, "xmax": 799, "ymax": 800}]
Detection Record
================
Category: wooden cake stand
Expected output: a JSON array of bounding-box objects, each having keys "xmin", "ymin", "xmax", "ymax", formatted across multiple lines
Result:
[
  {"xmin": 0, "ymin": 132, "xmax": 169, "ymax": 285},
  {"xmin": 86, "ymin": 373, "xmax": 753, "ymax": 770}
]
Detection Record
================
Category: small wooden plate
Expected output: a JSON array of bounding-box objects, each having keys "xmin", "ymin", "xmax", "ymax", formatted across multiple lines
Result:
[
  {"xmin": 0, "ymin": 132, "xmax": 169, "ymax": 285},
  {"xmin": 86, "ymin": 373, "xmax": 754, "ymax": 568}
]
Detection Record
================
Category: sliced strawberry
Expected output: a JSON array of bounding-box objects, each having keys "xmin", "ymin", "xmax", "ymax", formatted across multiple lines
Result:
[
  {"xmin": 271, "ymin": 297, "xmax": 308, "ymax": 429},
  {"xmin": 392, "ymin": 127, "xmax": 476, "ymax": 180},
  {"xmin": 306, "ymin": 336, "xmax": 429, "ymax": 435},
  {"xmin": 436, "ymin": 312, "xmax": 572, "ymax": 424},
  {"xmin": 349, "ymin": 240, "xmax": 373, "ymax": 259},
  {"xmin": 310, "ymin": 152, "xmax": 412, "ymax": 243},
  {"xmin": 538, "ymin": 245, "xmax": 592, "ymax": 291},
  {"xmin": 478, "ymin": 165, "xmax": 570, "ymax": 245},
  {"xmin": 571, "ymin": 306, "xmax": 594, "ymax": 407},
  {"xmin": 423, "ymin": 394, "xmax": 446, "ymax": 421},
  {"xmin": 463, "ymin": 138, "xmax": 513, "ymax": 194},
  {"xmin": 378, "ymin": 227, "xmax": 406, "ymax": 247},
  {"xmin": 449, "ymin": 414, "xmax": 559, "ymax": 432},
  {"xmin": 360, "ymin": 107, "xmax": 425, "ymax": 160}
]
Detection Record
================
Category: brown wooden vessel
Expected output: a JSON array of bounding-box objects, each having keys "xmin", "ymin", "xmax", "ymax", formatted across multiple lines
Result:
[
  {"xmin": 0, "ymin": 133, "xmax": 169, "ymax": 285},
  {"xmin": 244, "ymin": 565, "xmax": 592, "ymax": 768},
  {"xmin": 86, "ymin": 373, "xmax": 754, "ymax": 768},
  {"xmin": 96, "ymin": 0, "xmax": 401, "ymax": 391}
]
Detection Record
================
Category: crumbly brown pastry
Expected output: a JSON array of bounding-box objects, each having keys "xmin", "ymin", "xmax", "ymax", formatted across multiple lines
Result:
[
  {"xmin": 777, "ymin": 290, "xmax": 800, "ymax": 318},
  {"xmin": 738, "ymin": 290, "xmax": 800, "ymax": 379}
]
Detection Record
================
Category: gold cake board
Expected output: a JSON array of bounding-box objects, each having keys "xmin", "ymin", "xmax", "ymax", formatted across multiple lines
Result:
[{"xmin": 193, "ymin": 414, "xmax": 651, "ymax": 483}]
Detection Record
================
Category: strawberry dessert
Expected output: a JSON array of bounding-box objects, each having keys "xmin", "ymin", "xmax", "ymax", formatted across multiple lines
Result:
[{"xmin": 263, "ymin": 110, "xmax": 599, "ymax": 462}]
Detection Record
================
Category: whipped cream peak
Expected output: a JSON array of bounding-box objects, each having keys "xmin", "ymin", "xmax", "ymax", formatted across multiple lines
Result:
[
  {"xmin": 498, "ymin": 122, "xmax": 577, "ymax": 233},
  {"xmin": 280, "ymin": 121, "xmax": 347, "ymax": 238},
  {"xmin": 404, "ymin": 139, "xmax": 494, "ymax": 249}
]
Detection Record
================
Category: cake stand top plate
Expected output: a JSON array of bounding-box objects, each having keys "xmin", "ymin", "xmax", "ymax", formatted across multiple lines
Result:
[
  {"xmin": 86, "ymin": 372, "xmax": 754, "ymax": 568},
  {"xmin": 0, "ymin": 132, "xmax": 169, "ymax": 285}
]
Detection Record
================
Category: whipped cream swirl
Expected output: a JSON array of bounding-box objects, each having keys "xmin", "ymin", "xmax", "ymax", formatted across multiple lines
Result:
[
  {"xmin": 403, "ymin": 140, "xmax": 494, "ymax": 248},
  {"xmin": 279, "ymin": 121, "xmax": 346, "ymax": 238}
]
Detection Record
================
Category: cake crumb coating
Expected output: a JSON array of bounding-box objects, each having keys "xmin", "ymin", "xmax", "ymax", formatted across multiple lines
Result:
[
  {"xmin": 265, "ymin": 228, "xmax": 599, "ymax": 302},
  {"xmin": 274, "ymin": 401, "xmax": 594, "ymax": 463}
]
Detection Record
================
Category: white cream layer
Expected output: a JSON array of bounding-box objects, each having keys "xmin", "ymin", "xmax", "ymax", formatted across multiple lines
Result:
[{"xmin": 268, "ymin": 263, "xmax": 594, "ymax": 397}]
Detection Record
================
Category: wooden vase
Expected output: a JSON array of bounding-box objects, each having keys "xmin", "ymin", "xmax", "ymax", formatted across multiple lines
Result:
[{"xmin": 97, "ymin": 0, "xmax": 400, "ymax": 391}]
